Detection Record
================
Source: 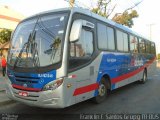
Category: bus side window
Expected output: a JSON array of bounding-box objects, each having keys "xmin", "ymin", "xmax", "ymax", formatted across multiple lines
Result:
[
  {"xmin": 146, "ymin": 41, "xmax": 151, "ymax": 53},
  {"xmin": 130, "ymin": 35, "xmax": 138, "ymax": 53},
  {"xmin": 139, "ymin": 38, "xmax": 146, "ymax": 53},
  {"xmin": 151, "ymin": 43, "xmax": 156, "ymax": 55},
  {"xmin": 116, "ymin": 30, "xmax": 128, "ymax": 52},
  {"xmin": 97, "ymin": 23, "xmax": 115, "ymax": 51},
  {"xmin": 69, "ymin": 29, "xmax": 93, "ymax": 70}
]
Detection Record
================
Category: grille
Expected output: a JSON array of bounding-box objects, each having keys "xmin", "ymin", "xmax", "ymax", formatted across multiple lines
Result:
[{"xmin": 15, "ymin": 75, "xmax": 40, "ymax": 84}]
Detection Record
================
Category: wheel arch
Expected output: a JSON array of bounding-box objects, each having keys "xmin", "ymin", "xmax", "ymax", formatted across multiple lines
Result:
[{"xmin": 101, "ymin": 74, "xmax": 111, "ymax": 91}]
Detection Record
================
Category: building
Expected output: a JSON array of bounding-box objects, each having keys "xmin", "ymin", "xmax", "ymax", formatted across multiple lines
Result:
[
  {"xmin": 0, "ymin": 5, "xmax": 25, "ymax": 57},
  {"xmin": 0, "ymin": 41, "xmax": 9, "ymax": 57},
  {"xmin": 0, "ymin": 5, "xmax": 25, "ymax": 30}
]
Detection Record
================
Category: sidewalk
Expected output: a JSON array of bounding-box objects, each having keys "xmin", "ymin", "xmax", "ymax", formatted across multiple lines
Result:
[
  {"xmin": 0, "ymin": 71, "xmax": 15, "ymax": 106},
  {"xmin": 0, "ymin": 91, "xmax": 15, "ymax": 106},
  {"xmin": 0, "ymin": 71, "xmax": 6, "ymax": 92},
  {"xmin": 157, "ymin": 60, "xmax": 160, "ymax": 68}
]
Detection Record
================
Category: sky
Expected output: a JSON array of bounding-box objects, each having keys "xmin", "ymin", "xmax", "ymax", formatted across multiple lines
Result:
[{"xmin": 0, "ymin": 0, "xmax": 160, "ymax": 53}]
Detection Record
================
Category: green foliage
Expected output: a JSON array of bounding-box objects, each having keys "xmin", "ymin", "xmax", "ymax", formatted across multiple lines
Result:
[
  {"xmin": 158, "ymin": 53, "xmax": 160, "ymax": 60},
  {"xmin": 0, "ymin": 29, "xmax": 12, "ymax": 44},
  {"xmin": 92, "ymin": 0, "xmax": 139, "ymax": 28},
  {"xmin": 91, "ymin": 0, "xmax": 112, "ymax": 18},
  {"xmin": 70, "ymin": 0, "xmax": 75, "ymax": 7},
  {"xmin": 112, "ymin": 10, "xmax": 139, "ymax": 28}
]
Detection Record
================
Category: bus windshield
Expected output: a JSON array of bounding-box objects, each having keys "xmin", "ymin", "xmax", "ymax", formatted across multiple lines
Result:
[{"xmin": 8, "ymin": 13, "xmax": 68, "ymax": 68}]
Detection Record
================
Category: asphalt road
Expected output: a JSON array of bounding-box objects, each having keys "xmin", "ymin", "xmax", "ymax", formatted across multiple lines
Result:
[{"xmin": 0, "ymin": 63, "xmax": 160, "ymax": 120}]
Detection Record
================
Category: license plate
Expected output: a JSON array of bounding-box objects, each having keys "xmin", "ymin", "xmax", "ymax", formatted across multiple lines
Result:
[{"xmin": 18, "ymin": 91, "xmax": 28, "ymax": 97}]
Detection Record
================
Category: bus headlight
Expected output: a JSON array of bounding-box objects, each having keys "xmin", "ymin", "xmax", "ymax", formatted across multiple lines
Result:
[{"xmin": 43, "ymin": 78, "xmax": 63, "ymax": 91}]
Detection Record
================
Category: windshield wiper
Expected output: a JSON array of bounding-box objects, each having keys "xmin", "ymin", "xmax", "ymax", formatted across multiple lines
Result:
[
  {"xmin": 13, "ymin": 31, "xmax": 41, "ymax": 69},
  {"xmin": 12, "ymin": 42, "xmax": 27, "ymax": 70},
  {"xmin": 13, "ymin": 16, "xmax": 40, "ymax": 70},
  {"xmin": 26, "ymin": 31, "xmax": 40, "ymax": 67},
  {"xmin": 37, "ymin": 17, "xmax": 60, "ymax": 63}
]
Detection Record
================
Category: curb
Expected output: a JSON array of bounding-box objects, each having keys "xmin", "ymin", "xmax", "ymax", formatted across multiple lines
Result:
[
  {"xmin": 0, "ymin": 90, "xmax": 16, "ymax": 106},
  {"xmin": 0, "ymin": 99, "xmax": 16, "ymax": 106}
]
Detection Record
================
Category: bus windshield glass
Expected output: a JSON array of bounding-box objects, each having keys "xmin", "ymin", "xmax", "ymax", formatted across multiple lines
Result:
[{"xmin": 8, "ymin": 13, "xmax": 68, "ymax": 68}]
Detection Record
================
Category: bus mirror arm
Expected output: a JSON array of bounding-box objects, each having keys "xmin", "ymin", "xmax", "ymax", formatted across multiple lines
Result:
[{"xmin": 69, "ymin": 19, "xmax": 83, "ymax": 42}]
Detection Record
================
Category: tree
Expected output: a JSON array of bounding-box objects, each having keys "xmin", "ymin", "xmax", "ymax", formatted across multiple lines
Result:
[
  {"xmin": 69, "ymin": 0, "xmax": 75, "ymax": 8},
  {"xmin": 92, "ymin": 0, "xmax": 116, "ymax": 18},
  {"xmin": 158, "ymin": 53, "xmax": 160, "ymax": 61},
  {"xmin": 92, "ymin": 0, "xmax": 141, "ymax": 28},
  {"xmin": 112, "ymin": 10, "xmax": 139, "ymax": 28},
  {"xmin": 0, "ymin": 29, "xmax": 12, "ymax": 44},
  {"xmin": 67, "ymin": 0, "xmax": 141, "ymax": 27}
]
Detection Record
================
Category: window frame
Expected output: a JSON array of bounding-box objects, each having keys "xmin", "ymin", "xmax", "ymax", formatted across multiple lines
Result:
[
  {"xmin": 151, "ymin": 42, "xmax": 156, "ymax": 55},
  {"xmin": 116, "ymin": 29, "xmax": 129, "ymax": 53},
  {"xmin": 145, "ymin": 40, "xmax": 151, "ymax": 54},
  {"xmin": 7, "ymin": 10, "xmax": 70, "ymax": 73},
  {"xmin": 70, "ymin": 27, "xmax": 94, "ymax": 58},
  {"xmin": 129, "ymin": 34, "xmax": 139, "ymax": 53},
  {"xmin": 138, "ymin": 38, "xmax": 146, "ymax": 53},
  {"xmin": 68, "ymin": 13, "xmax": 98, "ymax": 72},
  {"xmin": 97, "ymin": 22, "xmax": 116, "ymax": 52}
]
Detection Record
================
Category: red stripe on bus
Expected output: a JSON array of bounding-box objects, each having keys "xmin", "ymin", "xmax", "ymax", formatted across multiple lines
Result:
[
  {"xmin": 0, "ymin": 15, "xmax": 21, "ymax": 22},
  {"xmin": 112, "ymin": 57, "xmax": 156, "ymax": 84},
  {"xmin": 73, "ymin": 83, "xmax": 99, "ymax": 96},
  {"xmin": 73, "ymin": 57, "xmax": 155, "ymax": 96},
  {"xmin": 12, "ymin": 84, "xmax": 41, "ymax": 92}
]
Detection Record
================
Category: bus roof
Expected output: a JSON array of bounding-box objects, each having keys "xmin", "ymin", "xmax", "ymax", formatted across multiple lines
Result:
[{"xmin": 23, "ymin": 7, "xmax": 150, "ymax": 41}]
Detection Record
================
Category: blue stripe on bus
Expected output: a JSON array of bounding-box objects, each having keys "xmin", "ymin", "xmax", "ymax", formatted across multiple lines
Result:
[
  {"xmin": 7, "ymin": 69, "xmax": 57, "ymax": 91},
  {"xmin": 94, "ymin": 53, "xmax": 155, "ymax": 97}
]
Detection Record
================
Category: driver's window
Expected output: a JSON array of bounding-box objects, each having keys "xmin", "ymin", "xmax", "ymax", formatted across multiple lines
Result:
[{"xmin": 69, "ymin": 29, "xmax": 93, "ymax": 70}]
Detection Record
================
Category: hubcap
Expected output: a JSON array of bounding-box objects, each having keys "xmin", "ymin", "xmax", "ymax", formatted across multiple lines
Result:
[{"xmin": 98, "ymin": 84, "xmax": 106, "ymax": 97}]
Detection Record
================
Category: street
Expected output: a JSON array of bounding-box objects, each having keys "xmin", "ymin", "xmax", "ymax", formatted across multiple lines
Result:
[{"xmin": 0, "ymin": 62, "xmax": 160, "ymax": 120}]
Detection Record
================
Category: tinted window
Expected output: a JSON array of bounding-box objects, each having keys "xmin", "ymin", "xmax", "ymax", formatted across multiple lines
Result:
[
  {"xmin": 69, "ymin": 29, "xmax": 93, "ymax": 70},
  {"xmin": 97, "ymin": 23, "xmax": 115, "ymax": 50},
  {"xmin": 107, "ymin": 27, "xmax": 115, "ymax": 50},
  {"xmin": 70, "ymin": 29, "xmax": 93, "ymax": 57},
  {"xmin": 97, "ymin": 23, "xmax": 107, "ymax": 50},
  {"xmin": 116, "ymin": 30, "xmax": 123, "ymax": 51},
  {"xmin": 8, "ymin": 13, "xmax": 68, "ymax": 68},
  {"xmin": 123, "ymin": 33, "xmax": 128, "ymax": 52},
  {"xmin": 116, "ymin": 30, "xmax": 128, "ymax": 52},
  {"xmin": 139, "ymin": 39, "xmax": 146, "ymax": 53},
  {"xmin": 146, "ymin": 41, "xmax": 151, "ymax": 53},
  {"xmin": 130, "ymin": 35, "xmax": 138, "ymax": 53},
  {"xmin": 151, "ymin": 43, "xmax": 156, "ymax": 54}
]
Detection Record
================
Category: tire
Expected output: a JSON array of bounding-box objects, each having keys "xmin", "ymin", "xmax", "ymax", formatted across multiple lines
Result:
[
  {"xmin": 140, "ymin": 69, "xmax": 147, "ymax": 84},
  {"xmin": 93, "ymin": 77, "xmax": 108, "ymax": 104}
]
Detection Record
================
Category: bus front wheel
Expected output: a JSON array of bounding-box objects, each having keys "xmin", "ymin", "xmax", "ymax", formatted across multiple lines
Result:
[{"xmin": 93, "ymin": 77, "xmax": 108, "ymax": 103}]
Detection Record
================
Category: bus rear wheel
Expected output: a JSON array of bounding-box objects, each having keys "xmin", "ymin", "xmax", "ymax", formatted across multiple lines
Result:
[
  {"xmin": 93, "ymin": 77, "xmax": 108, "ymax": 103},
  {"xmin": 140, "ymin": 69, "xmax": 147, "ymax": 84}
]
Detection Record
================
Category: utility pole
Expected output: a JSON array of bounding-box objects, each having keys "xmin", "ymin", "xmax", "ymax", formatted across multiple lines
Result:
[
  {"xmin": 69, "ymin": 0, "xmax": 75, "ymax": 8},
  {"xmin": 147, "ymin": 23, "xmax": 155, "ymax": 40}
]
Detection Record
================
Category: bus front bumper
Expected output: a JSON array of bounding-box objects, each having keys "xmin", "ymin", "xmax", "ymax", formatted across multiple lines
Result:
[{"xmin": 5, "ymin": 84, "xmax": 65, "ymax": 108}]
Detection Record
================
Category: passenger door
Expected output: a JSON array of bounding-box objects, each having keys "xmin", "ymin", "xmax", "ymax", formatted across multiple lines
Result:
[{"xmin": 68, "ymin": 27, "xmax": 96, "ymax": 103}]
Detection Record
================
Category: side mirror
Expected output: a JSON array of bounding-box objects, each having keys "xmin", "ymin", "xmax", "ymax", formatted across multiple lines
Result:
[
  {"xmin": 69, "ymin": 19, "xmax": 83, "ymax": 42},
  {"xmin": 69, "ymin": 19, "xmax": 95, "ymax": 42}
]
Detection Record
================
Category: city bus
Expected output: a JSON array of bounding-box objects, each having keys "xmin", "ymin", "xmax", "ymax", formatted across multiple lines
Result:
[{"xmin": 6, "ymin": 7, "xmax": 156, "ymax": 108}]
